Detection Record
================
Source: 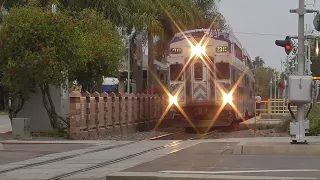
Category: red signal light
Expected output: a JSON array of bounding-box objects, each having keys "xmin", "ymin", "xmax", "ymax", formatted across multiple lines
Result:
[
  {"xmin": 279, "ymin": 83, "xmax": 285, "ymax": 89},
  {"xmin": 285, "ymin": 45, "xmax": 291, "ymax": 51}
]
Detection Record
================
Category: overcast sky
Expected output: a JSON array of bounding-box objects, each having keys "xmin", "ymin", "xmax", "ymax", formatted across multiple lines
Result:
[{"xmin": 218, "ymin": 0, "xmax": 319, "ymax": 72}]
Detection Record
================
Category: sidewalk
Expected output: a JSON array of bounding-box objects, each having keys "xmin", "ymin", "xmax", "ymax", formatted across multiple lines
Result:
[{"xmin": 0, "ymin": 115, "xmax": 11, "ymax": 135}]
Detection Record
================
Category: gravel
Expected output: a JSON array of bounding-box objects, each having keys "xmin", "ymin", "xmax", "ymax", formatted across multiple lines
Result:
[
  {"xmin": 95, "ymin": 131, "xmax": 170, "ymax": 141},
  {"xmin": 206, "ymin": 129, "xmax": 289, "ymax": 139},
  {"xmin": 0, "ymin": 128, "xmax": 289, "ymax": 141}
]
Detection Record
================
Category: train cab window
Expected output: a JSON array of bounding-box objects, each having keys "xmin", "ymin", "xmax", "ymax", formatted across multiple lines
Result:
[
  {"xmin": 216, "ymin": 62, "xmax": 230, "ymax": 79},
  {"xmin": 170, "ymin": 64, "xmax": 184, "ymax": 81},
  {"xmin": 194, "ymin": 62, "xmax": 203, "ymax": 81}
]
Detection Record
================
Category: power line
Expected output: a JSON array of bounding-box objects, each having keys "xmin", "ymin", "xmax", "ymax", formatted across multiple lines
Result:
[{"xmin": 232, "ymin": 31, "xmax": 293, "ymax": 37}]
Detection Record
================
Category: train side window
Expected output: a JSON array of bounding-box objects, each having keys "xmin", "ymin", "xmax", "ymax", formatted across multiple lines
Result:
[
  {"xmin": 170, "ymin": 64, "xmax": 184, "ymax": 81},
  {"xmin": 247, "ymin": 77, "xmax": 249, "ymax": 86},
  {"xmin": 232, "ymin": 69, "xmax": 236, "ymax": 82},
  {"xmin": 194, "ymin": 62, "xmax": 203, "ymax": 81},
  {"xmin": 235, "ymin": 44, "xmax": 242, "ymax": 60}
]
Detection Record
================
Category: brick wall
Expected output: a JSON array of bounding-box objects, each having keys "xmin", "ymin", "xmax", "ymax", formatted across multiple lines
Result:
[{"xmin": 69, "ymin": 91, "xmax": 168, "ymax": 139}]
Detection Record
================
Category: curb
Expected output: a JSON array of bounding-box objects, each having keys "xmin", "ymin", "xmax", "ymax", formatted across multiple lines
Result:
[
  {"xmin": 105, "ymin": 172, "xmax": 306, "ymax": 180},
  {"xmin": 0, "ymin": 141, "xmax": 104, "ymax": 145}
]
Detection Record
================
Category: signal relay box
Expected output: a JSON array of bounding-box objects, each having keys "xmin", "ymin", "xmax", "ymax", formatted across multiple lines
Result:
[{"xmin": 288, "ymin": 75, "xmax": 313, "ymax": 103}]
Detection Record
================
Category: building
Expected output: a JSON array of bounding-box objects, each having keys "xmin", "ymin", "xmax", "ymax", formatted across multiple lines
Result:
[{"xmin": 119, "ymin": 54, "xmax": 169, "ymax": 94}]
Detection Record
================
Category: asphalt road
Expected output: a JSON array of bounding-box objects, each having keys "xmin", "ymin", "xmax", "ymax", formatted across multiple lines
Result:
[
  {"xmin": 124, "ymin": 142, "xmax": 320, "ymax": 179},
  {"xmin": 0, "ymin": 143, "xmax": 93, "ymax": 165}
]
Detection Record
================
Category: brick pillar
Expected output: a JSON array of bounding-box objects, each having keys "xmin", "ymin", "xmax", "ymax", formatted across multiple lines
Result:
[{"xmin": 69, "ymin": 91, "xmax": 81, "ymax": 139}]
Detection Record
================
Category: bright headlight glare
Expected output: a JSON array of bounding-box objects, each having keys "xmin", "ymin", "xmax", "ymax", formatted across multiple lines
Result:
[
  {"xmin": 192, "ymin": 45, "xmax": 205, "ymax": 56},
  {"xmin": 169, "ymin": 95, "xmax": 178, "ymax": 105},
  {"xmin": 223, "ymin": 93, "xmax": 232, "ymax": 104}
]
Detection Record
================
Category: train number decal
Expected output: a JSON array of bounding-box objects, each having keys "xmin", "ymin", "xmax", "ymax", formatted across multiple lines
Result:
[
  {"xmin": 216, "ymin": 46, "xmax": 228, "ymax": 53},
  {"xmin": 170, "ymin": 48, "xmax": 182, "ymax": 54}
]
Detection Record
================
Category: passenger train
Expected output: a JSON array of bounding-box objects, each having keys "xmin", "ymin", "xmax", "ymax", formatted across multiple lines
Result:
[{"xmin": 167, "ymin": 29, "xmax": 255, "ymax": 129}]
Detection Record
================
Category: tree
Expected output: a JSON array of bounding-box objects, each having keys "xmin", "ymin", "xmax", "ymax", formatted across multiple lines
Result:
[
  {"xmin": 254, "ymin": 67, "xmax": 279, "ymax": 100},
  {"xmin": 252, "ymin": 56, "xmax": 265, "ymax": 69},
  {"xmin": 310, "ymin": 39, "xmax": 320, "ymax": 76},
  {"xmin": 0, "ymin": 6, "xmax": 81, "ymax": 127},
  {"xmin": 56, "ymin": 0, "xmax": 227, "ymax": 94},
  {"xmin": 72, "ymin": 9, "xmax": 124, "ymax": 93}
]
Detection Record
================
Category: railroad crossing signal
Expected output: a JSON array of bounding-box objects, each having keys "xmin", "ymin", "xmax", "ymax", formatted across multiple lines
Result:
[
  {"xmin": 313, "ymin": 13, "xmax": 320, "ymax": 31},
  {"xmin": 275, "ymin": 36, "xmax": 293, "ymax": 55}
]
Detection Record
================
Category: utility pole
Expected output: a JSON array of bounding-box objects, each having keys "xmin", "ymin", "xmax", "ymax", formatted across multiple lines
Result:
[
  {"xmin": 135, "ymin": 32, "xmax": 143, "ymax": 93},
  {"xmin": 124, "ymin": 31, "xmax": 136, "ymax": 93},
  {"xmin": 126, "ymin": 36, "xmax": 131, "ymax": 93}
]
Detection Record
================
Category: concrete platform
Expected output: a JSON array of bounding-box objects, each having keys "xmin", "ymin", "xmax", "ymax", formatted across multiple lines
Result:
[
  {"xmin": 260, "ymin": 113, "xmax": 292, "ymax": 120},
  {"xmin": 239, "ymin": 116, "xmax": 285, "ymax": 130},
  {"xmin": 233, "ymin": 142, "xmax": 320, "ymax": 155}
]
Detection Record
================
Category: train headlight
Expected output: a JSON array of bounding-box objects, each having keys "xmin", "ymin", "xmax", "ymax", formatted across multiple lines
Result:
[
  {"xmin": 223, "ymin": 93, "xmax": 232, "ymax": 104},
  {"xmin": 169, "ymin": 95, "xmax": 178, "ymax": 105},
  {"xmin": 191, "ymin": 45, "xmax": 206, "ymax": 56}
]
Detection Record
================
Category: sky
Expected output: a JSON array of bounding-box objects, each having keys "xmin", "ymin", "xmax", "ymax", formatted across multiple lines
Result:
[{"xmin": 218, "ymin": 0, "xmax": 319, "ymax": 72}]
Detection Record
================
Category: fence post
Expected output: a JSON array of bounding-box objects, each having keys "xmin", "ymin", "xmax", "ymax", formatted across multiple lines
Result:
[
  {"xmin": 136, "ymin": 93, "xmax": 141, "ymax": 124},
  {"xmin": 101, "ymin": 92, "xmax": 109, "ymax": 135},
  {"xmin": 82, "ymin": 91, "xmax": 92, "ymax": 139},
  {"xmin": 109, "ymin": 92, "xmax": 117, "ymax": 130},
  {"xmin": 118, "ymin": 93, "xmax": 123, "ymax": 130},
  {"xmin": 128, "ymin": 93, "xmax": 134, "ymax": 127},
  {"xmin": 123, "ymin": 93, "xmax": 129, "ymax": 129},
  {"xmin": 268, "ymin": 99, "xmax": 271, "ymax": 114},
  {"xmin": 69, "ymin": 91, "xmax": 81, "ymax": 139}
]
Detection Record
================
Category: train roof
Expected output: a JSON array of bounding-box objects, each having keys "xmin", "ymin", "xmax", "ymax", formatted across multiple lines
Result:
[{"xmin": 172, "ymin": 29, "xmax": 252, "ymax": 61}]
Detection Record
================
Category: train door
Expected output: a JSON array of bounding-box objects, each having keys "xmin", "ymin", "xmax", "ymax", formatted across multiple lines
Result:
[{"xmin": 191, "ymin": 60, "xmax": 209, "ymax": 101}]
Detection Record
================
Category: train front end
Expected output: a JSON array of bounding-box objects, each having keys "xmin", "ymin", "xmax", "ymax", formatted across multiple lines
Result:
[{"xmin": 167, "ymin": 29, "xmax": 235, "ymax": 130}]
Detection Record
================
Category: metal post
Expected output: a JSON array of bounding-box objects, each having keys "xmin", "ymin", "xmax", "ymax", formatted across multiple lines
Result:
[
  {"xmin": 295, "ymin": 0, "xmax": 306, "ymax": 142},
  {"xmin": 273, "ymin": 74, "xmax": 278, "ymax": 113},
  {"xmin": 289, "ymin": 0, "xmax": 310, "ymax": 143},
  {"xmin": 274, "ymin": 76, "xmax": 277, "ymax": 100},
  {"xmin": 270, "ymin": 79, "xmax": 273, "ymax": 114}
]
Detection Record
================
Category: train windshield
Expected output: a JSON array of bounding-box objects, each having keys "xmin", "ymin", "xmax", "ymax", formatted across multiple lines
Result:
[
  {"xmin": 216, "ymin": 62, "xmax": 230, "ymax": 79},
  {"xmin": 170, "ymin": 64, "xmax": 184, "ymax": 81}
]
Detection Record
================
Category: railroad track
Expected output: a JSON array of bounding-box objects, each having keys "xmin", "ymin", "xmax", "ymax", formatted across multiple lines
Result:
[
  {"xmin": 47, "ymin": 130, "xmax": 220, "ymax": 180},
  {"xmin": 0, "ymin": 129, "xmax": 219, "ymax": 179}
]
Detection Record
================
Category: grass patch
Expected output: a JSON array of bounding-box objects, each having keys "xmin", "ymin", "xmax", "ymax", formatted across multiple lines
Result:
[
  {"xmin": 0, "ymin": 111, "xmax": 8, "ymax": 115},
  {"xmin": 31, "ymin": 129, "xmax": 69, "ymax": 138},
  {"xmin": 308, "ymin": 103, "xmax": 320, "ymax": 136}
]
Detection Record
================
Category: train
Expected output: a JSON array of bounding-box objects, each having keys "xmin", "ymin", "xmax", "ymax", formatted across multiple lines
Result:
[{"xmin": 167, "ymin": 29, "xmax": 255, "ymax": 131}]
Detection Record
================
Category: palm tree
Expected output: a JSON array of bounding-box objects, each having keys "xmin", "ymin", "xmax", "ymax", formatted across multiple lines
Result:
[
  {"xmin": 4, "ymin": 0, "xmax": 226, "ymax": 93},
  {"xmin": 253, "ymin": 56, "xmax": 265, "ymax": 69}
]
